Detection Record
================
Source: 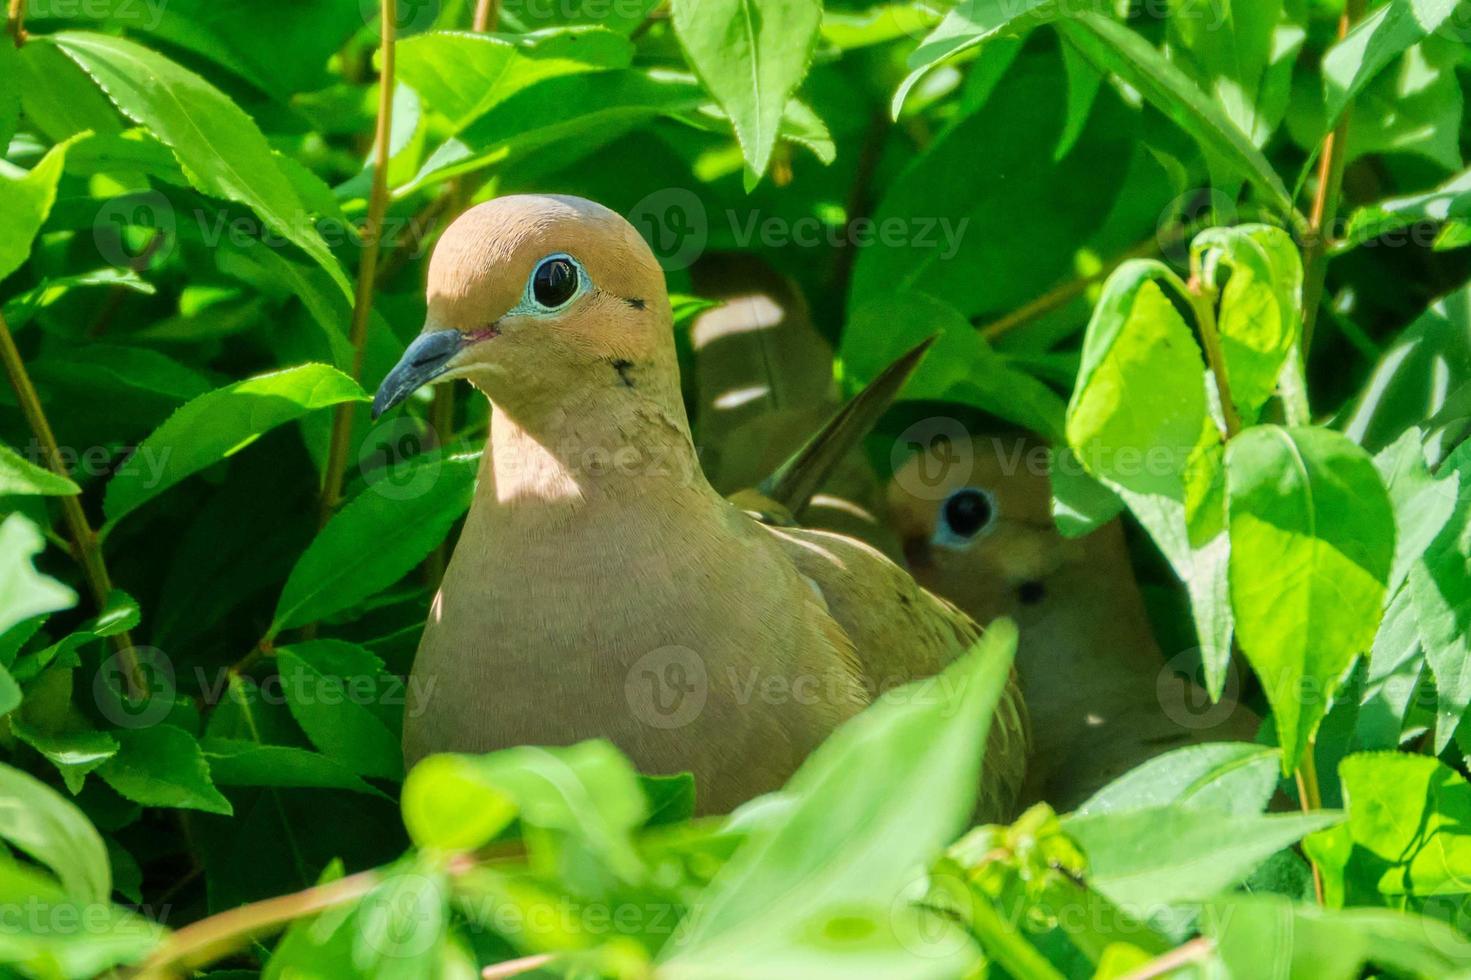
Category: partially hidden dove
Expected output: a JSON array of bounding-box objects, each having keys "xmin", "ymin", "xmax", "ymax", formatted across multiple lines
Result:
[
  {"xmin": 887, "ymin": 434, "xmax": 1260, "ymax": 808},
  {"xmin": 371, "ymin": 195, "xmax": 1028, "ymax": 817}
]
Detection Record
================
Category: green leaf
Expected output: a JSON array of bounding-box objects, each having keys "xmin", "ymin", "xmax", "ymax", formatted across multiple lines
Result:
[
  {"xmin": 0, "ymin": 132, "xmax": 86, "ymax": 282},
  {"xmin": 0, "ymin": 860, "xmax": 160, "ymax": 978},
  {"xmin": 275, "ymin": 641, "xmax": 403, "ymax": 781},
  {"xmin": 403, "ymin": 741, "xmax": 645, "ymax": 877},
  {"xmin": 1306, "ymin": 752, "xmax": 1471, "ymax": 912},
  {"xmin": 1343, "ymin": 164, "xmax": 1471, "ymax": 250},
  {"xmin": 1357, "ymin": 585, "xmax": 1426, "ymax": 750},
  {"xmin": 102, "ymin": 363, "xmax": 365, "ymax": 526},
  {"xmin": 1077, "ymin": 743, "xmax": 1282, "ymax": 817},
  {"xmin": 397, "ymin": 27, "xmax": 633, "ymax": 131},
  {"xmin": 405, "ymin": 70, "xmax": 704, "ymax": 192},
  {"xmin": 1062, "ymin": 804, "xmax": 1341, "ymax": 907},
  {"xmin": 0, "ymin": 761, "xmax": 111, "ymax": 903},
  {"xmin": 1407, "ymin": 442, "xmax": 1471, "ymax": 751},
  {"xmin": 0, "ymin": 514, "xmax": 77, "ymax": 638},
  {"xmin": 1225, "ymin": 426, "xmax": 1394, "ymax": 771},
  {"xmin": 199, "ymin": 738, "xmax": 386, "ymax": 798},
  {"xmin": 1376, "ymin": 427, "xmax": 1458, "ymax": 593},
  {"xmin": 1322, "ymin": 0, "xmax": 1464, "ymax": 124},
  {"xmin": 1200, "ymin": 894, "xmax": 1471, "ymax": 978},
  {"xmin": 671, "ymin": 0, "xmax": 822, "ymax": 179},
  {"xmin": 840, "ymin": 292, "xmax": 1065, "ymax": 441},
  {"xmin": 661, "ymin": 623, "xmax": 1018, "ymax": 973},
  {"xmin": 1191, "ymin": 224, "xmax": 1303, "ymax": 424},
  {"xmin": 50, "ymin": 32, "xmax": 350, "ymax": 294},
  {"xmin": 1057, "ymin": 13, "xmax": 1293, "ymax": 214},
  {"xmin": 352, "ymin": 864, "xmax": 448, "ymax": 979},
  {"xmin": 0, "ymin": 41, "xmax": 17, "ymax": 149},
  {"xmin": 271, "ymin": 452, "xmax": 477, "ymax": 634},
  {"xmin": 98, "ymin": 724, "xmax": 232, "ymax": 815},
  {"xmin": 2, "ymin": 268, "xmax": 154, "ymax": 331},
  {"xmin": 1050, "ymin": 447, "xmax": 1125, "ymax": 538}
]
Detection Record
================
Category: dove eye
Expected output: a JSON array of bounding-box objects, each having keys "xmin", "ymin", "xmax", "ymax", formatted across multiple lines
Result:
[
  {"xmin": 528, "ymin": 254, "xmax": 583, "ymax": 311},
  {"xmin": 937, "ymin": 487, "xmax": 996, "ymax": 543}
]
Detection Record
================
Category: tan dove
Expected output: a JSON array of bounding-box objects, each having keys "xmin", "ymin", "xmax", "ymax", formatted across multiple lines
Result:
[
  {"xmin": 887, "ymin": 433, "xmax": 1259, "ymax": 807},
  {"xmin": 372, "ymin": 195, "xmax": 1028, "ymax": 816}
]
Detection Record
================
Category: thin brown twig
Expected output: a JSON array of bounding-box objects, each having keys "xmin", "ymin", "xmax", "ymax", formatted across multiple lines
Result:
[
  {"xmin": 319, "ymin": 0, "xmax": 398, "ymax": 527},
  {"xmin": 1188, "ymin": 279, "xmax": 1242, "ymax": 438},
  {"xmin": 976, "ymin": 233, "xmax": 1168, "ymax": 342},
  {"xmin": 7, "ymin": 0, "xmax": 26, "ymax": 45},
  {"xmin": 0, "ymin": 310, "xmax": 146, "ymax": 698},
  {"xmin": 1299, "ymin": 0, "xmax": 1366, "ymax": 359},
  {"xmin": 1295, "ymin": 737, "xmax": 1326, "ymax": 904},
  {"xmin": 1114, "ymin": 937, "xmax": 1215, "ymax": 980},
  {"xmin": 472, "ymin": 0, "xmax": 500, "ymax": 32},
  {"xmin": 482, "ymin": 954, "xmax": 556, "ymax": 979},
  {"xmin": 134, "ymin": 869, "xmax": 382, "ymax": 978}
]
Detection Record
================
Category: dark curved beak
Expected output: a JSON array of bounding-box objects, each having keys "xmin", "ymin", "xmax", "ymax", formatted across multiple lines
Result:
[{"xmin": 372, "ymin": 329, "xmax": 465, "ymax": 419}]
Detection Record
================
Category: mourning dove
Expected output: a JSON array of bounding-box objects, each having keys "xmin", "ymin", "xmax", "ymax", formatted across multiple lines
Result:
[
  {"xmin": 372, "ymin": 195, "xmax": 1028, "ymax": 817},
  {"xmin": 887, "ymin": 433, "xmax": 1259, "ymax": 807},
  {"xmin": 687, "ymin": 254, "xmax": 902, "ymax": 558}
]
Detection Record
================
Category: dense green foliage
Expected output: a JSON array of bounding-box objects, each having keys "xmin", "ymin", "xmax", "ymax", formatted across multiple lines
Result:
[{"xmin": 3, "ymin": 0, "xmax": 1471, "ymax": 976}]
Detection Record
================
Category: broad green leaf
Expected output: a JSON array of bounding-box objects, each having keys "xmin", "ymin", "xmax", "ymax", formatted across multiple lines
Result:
[
  {"xmin": 0, "ymin": 133, "xmax": 86, "ymax": 282},
  {"xmin": 1357, "ymin": 585, "xmax": 1426, "ymax": 750},
  {"xmin": 397, "ymin": 28, "xmax": 633, "ymax": 130},
  {"xmin": 271, "ymin": 452, "xmax": 477, "ymax": 633},
  {"xmin": 1200, "ymin": 894, "xmax": 1471, "ymax": 978},
  {"xmin": 0, "ymin": 860, "xmax": 160, "ymax": 978},
  {"xmin": 275, "ymin": 641, "xmax": 402, "ymax": 781},
  {"xmin": 661, "ymin": 623, "xmax": 1018, "ymax": 973},
  {"xmin": 0, "ymin": 762, "xmax": 110, "ymax": 903},
  {"xmin": 98, "ymin": 724, "xmax": 232, "ymax": 815},
  {"xmin": 1065, "ymin": 260, "xmax": 1233, "ymax": 695},
  {"xmin": 1307, "ymin": 753, "xmax": 1471, "ymax": 915},
  {"xmin": 1191, "ymin": 224, "xmax": 1303, "ymax": 423},
  {"xmin": 0, "ymin": 514, "xmax": 77, "ymax": 638},
  {"xmin": 103, "ymin": 363, "xmax": 365, "ymax": 525},
  {"xmin": 405, "ymin": 70, "xmax": 704, "ymax": 192},
  {"xmin": 1077, "ymin": 743, "xmax": 1281, "ymax": 817},
  {"xmin": 1408, "ymin": 442, "xmax": 1471, "ymax": 751},
  {"xmin": 498, "ymin": 0, "xmax": 662, "ymax": 34},
  {"xmin": 11, "ymin": 718, "xmax": 119, "ymax": 796},
  {"xmin": 2, "ymin": 268, "xmax": 154, "ymax": 331},
  {"xmin": 671, "ymin": 0, "xmax": 823, "ymax": 179},
  {"xmin": 1322, "ymin": 0, "xmax": 1464, "ymax": 124},
  {"xmin": 51, "ymin": 32, "xmax": 350, "ymax": 294},
  {"xmin": 1050, "ymin": 447, "xmax": 1125, "ymax": 538},
  {"xmin": 0, "ymin": 437, "xmax": 78, "ymax": 496},
  {"xmin": 352, "ymin": 864, "xmax": 448, "ymax": 979},
  {"xmin": 1061, "ymin": 804, "xmax": 1341, "ymax": 907},
  {"xmin": 893, "ymin": 0, "xmax": 1068, "ymax": 116},
  {"xmin": 1343, "ymin": 164, "xmax": 1471, "ymax": 250},
  {"xmin": 1167, "ymin": 0, "xmax": 1300, "ymax": 146},
  {"xmin": 1376, "ymin": 427, "xmax": 1458, "ymax": 593},
  {"xmin": 0, "ymin": 42, "xmax": 17, "ymax": 149},
  {"xmin": 1057, "ymin": 13, "xmax": 1293, "ymax": 214},
  {"xmin": 403, "ymin": 741, "xmax": 645, "ymax": 879},
  {"xmin": 199, "ymin": 738, "xmax": 385, "ymax": 798},
  {"xmin": 840, "ymin": 292, "xmax": 1065, "ymax": 440},
  {"xmin": 1225, "ymin": 426, "xmax": 1394, "ymax": 771}
]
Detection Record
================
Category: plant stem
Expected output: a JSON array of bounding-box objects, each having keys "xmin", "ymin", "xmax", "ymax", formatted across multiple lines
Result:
[
  {"xmin": 1187, "ymin": 281, "xmax": 1242, "ymax": 438},
  {"xmin": 472, "ymin": 0, "xmax": 499, "ymax": 31},
  {"xmin": 976, "ymin": 233, "xmax": 1169, "ymax": 342},
  {"xmin": 1115, "ymin": 938, "xmax": 1215, "ymax": 980},
  {"xmin": 7, "ymin": 0, "xmax": 26, "ymax": 44},
  {"xmin": 319, "ymin": 0, "xmax": 397, "ymax": 527},
  {"xmin": 0, "ymin": 310, "xmax": 146, "ymax": 698},
  {"xmin": 1299, "ymin": 0, "xmax": 1366, "ymax": 359},
  {"xmin": 135, "ymin": 869, "xmax": 381, "ymax": 978},
  {"xmin": 1295, "ymin": 737, "xmax": 1326, "ymax": 904},
  {"xmin": 482, "ymin": 954, "xmax": 557, "ymax": 979}
]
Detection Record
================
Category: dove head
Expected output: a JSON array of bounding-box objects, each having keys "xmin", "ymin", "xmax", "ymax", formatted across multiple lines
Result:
[
  {"xmin": 373, "ymin": 195, "xmax": 675, "ymax": 421},
  {"xmin": 887, "ymin": 432, "xmax": 1086, "ymax": 629}
]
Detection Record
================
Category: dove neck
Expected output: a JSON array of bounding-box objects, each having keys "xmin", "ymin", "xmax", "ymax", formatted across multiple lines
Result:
[{"xmin": 479, "ymin": 385, "xmax": 706, "ymax": 511}]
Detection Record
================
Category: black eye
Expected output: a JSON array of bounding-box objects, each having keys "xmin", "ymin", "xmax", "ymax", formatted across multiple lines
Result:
[
  {"xmin": 532, "ymin": 257, "xmax": 578, "ymax": 309},
  {"xmin": 941, "ymin": 488, "xmax": 995, "ymax": 539}
]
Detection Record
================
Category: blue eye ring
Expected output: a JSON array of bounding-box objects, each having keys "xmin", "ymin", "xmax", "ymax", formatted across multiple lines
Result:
[{"xmin": 515, "ymin": 252, "xmax": 589, "ymax": 314}]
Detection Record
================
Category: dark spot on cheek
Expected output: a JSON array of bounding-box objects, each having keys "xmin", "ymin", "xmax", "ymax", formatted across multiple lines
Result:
[
  {"xmin": 902, "ymin": 537, "xmax": 932, "ymax": 570},
  {"xmin": 1018, "ymin": 580, "xmax": 1046, "ymax": 605},
  {"xmin": 625, "ymin": 297, "xmax": 646, "ymax": 311},
  {"xmin": 611, "ymin": 359, "xmax": 636, "ymax": 388}
]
